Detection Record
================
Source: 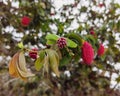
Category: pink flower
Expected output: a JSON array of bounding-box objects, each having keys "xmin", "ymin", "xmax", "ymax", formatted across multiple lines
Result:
[
  {"xmin": 97, "ymin": 44, "xmax": 105, "ymax": 56},
  {"xmin": 90, "ymin": 30, "xmax": 95, "ymax": 35},
  {"xmin": 57, "ymin": 37, "xmax": 67, "ymax": 49},
  {"xmin": 21, "ymin": 16, "xmax": 31, "ymax": 27},
  {"xmin": 29, "ymin": 48, "xmax": 38, "ymax": 59},
  {"xmin": 81, "ymin": 42, "xmax": 94, "ymax": 65}
]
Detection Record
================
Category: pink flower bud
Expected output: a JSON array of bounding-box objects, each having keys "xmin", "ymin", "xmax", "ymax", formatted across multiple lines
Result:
[
  {"xmin": 90, "ymin": 30, "xmax": 95, "ymax": 35},
  {"xmin": 97, "ymin": 44, "xmax": 105, "ymax": 56},
  {"xmin": 29, "ymin": 48, "xmax": 38, "ymax": 59},
  {"xmin": 57, "ymin": 37, "xmax": 67, "ymax": 49},
  {"xmin": 81, "ymin": 42, "xmax": 94, "ymax": 65}
]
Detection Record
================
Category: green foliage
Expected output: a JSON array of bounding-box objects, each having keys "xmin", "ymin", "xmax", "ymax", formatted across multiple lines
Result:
[
  {"xmin": 17, "ymin": 42, "xmax": 24, "ymax": 49},
  {"xmin": 46, "ymin": 34, "xmax": 59, "ymax": 45},
  {"xmin": 35, "ymin": 50, "xmax": 45, "ymax": 71},
  {"xmin": 65, "ymin": 32, "xmax": 83, "ymax": 46},
  {"xmin": 66, "ymin": 38, "xmax": 77, "ymax": 48}
]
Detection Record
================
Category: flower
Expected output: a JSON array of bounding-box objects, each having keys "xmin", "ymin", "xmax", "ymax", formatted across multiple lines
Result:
[
  {"xmin": 57, "ymin": 37, "xmax": 67, "ymax": 49},
  {"xmin": 29, "ymin": 48, "xmax": 38, "ymax": 59},
  {"xmin": 97, "ymin": 44, "xmax": 105, "ymax": 56},
  {"xmin": 81, "ymin": 41, "xmax": 94, "ymax": 65},
  {"xmin": 21, "ymin": 16, "xmax": 31, "ymax": 27},
  {"xmin": 90, "ymin": 30, "xmax": 95, "ymax": 35}
]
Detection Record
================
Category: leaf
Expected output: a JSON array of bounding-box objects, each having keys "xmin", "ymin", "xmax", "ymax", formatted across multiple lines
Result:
[
  {"xmin": 43, "ymin": 54, "xmax": 49, "ymax": 74},
  {"xmin": 19, "ymin": 51, "xmax": 28, "ymax": 72},
  {"xmin": 66, "ymin": 38, "xmax": 77, "ymax": 48},
  {"xmin": 46, "ymin": 39, "xmax": 56, "ymax": 45},
  {"xmin": 66, "ymin": 33, "xmax": 83, "ymax": 46},
  {"xmin": 60, "ymin": 55, "xmax": 72, "ymax": 67},
  {"xmin": 85, "ymin": 35, "xmax": 96, "ymax": 45},
  {"xmin": 17, "ymin": 51, "xmax": 35, "ymax": 78},
  {"xmin": 35, "ymin": 50, "xmax": 45, "ymax": 71},
  {"xmin": 17, "ymin": 42, "xmax": 24, "ymax": 49},
  {"xmin": 9, "ymin": 51, "xmax": 35, "ymax": 81},
  {"xmin": 9, "ymin": 52, "xmax": 19, "ymax": 77},
  {"xmin": 46, "ymin": 34, "xmax": 59, "ymax": 41},
  {"xmin": 46, "ymin": 49, "xmax": 60, "ymax": 77}
]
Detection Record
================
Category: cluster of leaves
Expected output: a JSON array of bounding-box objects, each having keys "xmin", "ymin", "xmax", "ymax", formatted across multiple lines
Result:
[{"xmin": 0, "ymin": 0, "xmax": 120, "ymax": 96}]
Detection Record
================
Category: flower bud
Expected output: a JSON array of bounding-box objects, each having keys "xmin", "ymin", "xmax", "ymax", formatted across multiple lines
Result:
[
  {"xmin": 21, "ymin": 16, "xmax": 31, "ymax": 27},
  {"xmin": 81, "ymin": 42, "xmax": 94, "ymax": 65},
  {"xmin": 57, "ymin": 37, "xmax": 67, "ymax": 49},
  {"xmin": 29, "ymin": 48, "xmax": 38, "ymax": 59},
  {"xmin": 90, "ymin": 30, "xmax": 95, "ymax": 35},
  {"xmin": 97, "ymin": 44, "xmax": 105, "ymax": 56}
]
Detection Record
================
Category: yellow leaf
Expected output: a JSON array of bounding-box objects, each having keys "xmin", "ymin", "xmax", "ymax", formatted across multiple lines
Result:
[
  {"xmin": 9, "ymin": 52, "xmax": 19, "ymax": 77},
  {"xmin": 47, "ymin": 49, "xmax": 60, "ymax": 77},
  {"xmin": 9, "ymin": 51, "xmax": 35, "ymax": 81},
  {"xmin": 17, "ymin": 51, "xmax": 35, "ymax": 79}
]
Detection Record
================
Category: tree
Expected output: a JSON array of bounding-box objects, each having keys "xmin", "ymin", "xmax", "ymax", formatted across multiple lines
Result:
[{"xmin": 0, "ymin": 0, "xmax": 120, "ymax": 96}]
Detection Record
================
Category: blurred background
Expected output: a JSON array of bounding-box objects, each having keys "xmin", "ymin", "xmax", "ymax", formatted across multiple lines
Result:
[{"xmin": 0, "ymin": 0, "xmax": 120, "ymax": 96}]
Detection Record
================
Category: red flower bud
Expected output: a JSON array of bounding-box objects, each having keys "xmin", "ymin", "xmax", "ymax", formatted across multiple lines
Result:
[
  {"xmin": 21, "ymin": 16, "xmax": 31, "ymax": 27},
  {"xmin": 29, "ymin": 48, "xmax": 38, "ymax": 59},
  {"xmin": 81, "ymin": 42, "xmax": 94, "ymax": 65},
  {"xmin": 97, "ymin": 44, "xmax": 105, "ymax": 56},
  {"xmin": 57, "ymin": 37, "xmax": 67, "ymax": 49},
  {"xmin": 90, "ymin": 30, "xmax": 95, "ymax": 35}
]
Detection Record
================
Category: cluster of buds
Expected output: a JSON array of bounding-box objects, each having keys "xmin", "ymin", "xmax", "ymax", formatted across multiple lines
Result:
[
  {"xmin": 29, "ymin": 48, "xmax": 38, "ymax": 59},
  {"xmin": 57, "ymin": 37, "xmax": 67, "ymax": 49}
]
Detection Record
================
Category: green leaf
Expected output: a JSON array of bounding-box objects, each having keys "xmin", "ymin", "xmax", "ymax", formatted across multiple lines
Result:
[
  {"xmin": 85, "ymin": 35, "xmax": 96, "ymax": 44},
  {"xmin": 35, "ymin": 50, "xmax": 45, "ymax": 71},
  {"xmin": 60, "ymin": 55, "xmax": 72, "ymax": 67},
  {"xmin": 65, "ymin": 33, "xmax": 83, "ymax": 46},
  {"xmin": 46, "ymin": 49, "xmax": 60, "ymax": 77},
  {"xmin": 46, "ymin": 34, "xmax": 59, "ymax": 41},
  {"xmin": 46, "ymin": 40, "xmax": 56, "ymax": 45},
  {"xmin": 17, "ymin": 42, "xmax": 24, "ymax": 49},
  {"xmin": 66, "ymin": 38, "xmax": 77, "ymax": 48},
  {"xmin": 35, "ymin": 58, "xmax": 44, "ymax": 71}
]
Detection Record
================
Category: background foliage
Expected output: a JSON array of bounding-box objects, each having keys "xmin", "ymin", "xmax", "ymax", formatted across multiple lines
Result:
[{"xmin": 0, "ymin": 0, "xmax": 120, "ymax": 96}]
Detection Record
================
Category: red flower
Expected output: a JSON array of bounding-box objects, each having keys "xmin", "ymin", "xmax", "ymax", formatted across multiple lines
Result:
[
  {"xmin": 57, "ymin": 37, "xmax": 67, "ymax": 49},
  {"xmin": 21, "ymin": 16, "xmax": 31, "ymax": 27},
  {"xmin": 90, "ymin": 30, "xmax": 95, "ymax": 35},
  {"xmin": 29, "ymin": 48, "xmax": 38, "ymax": 59},
  {"xmin": 97, "ymin": 44, "xmax": 105, "ymax": 56},
  {"xmin": 81, "ymin": 42, "xmax": 94, "ymax": 65}
]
